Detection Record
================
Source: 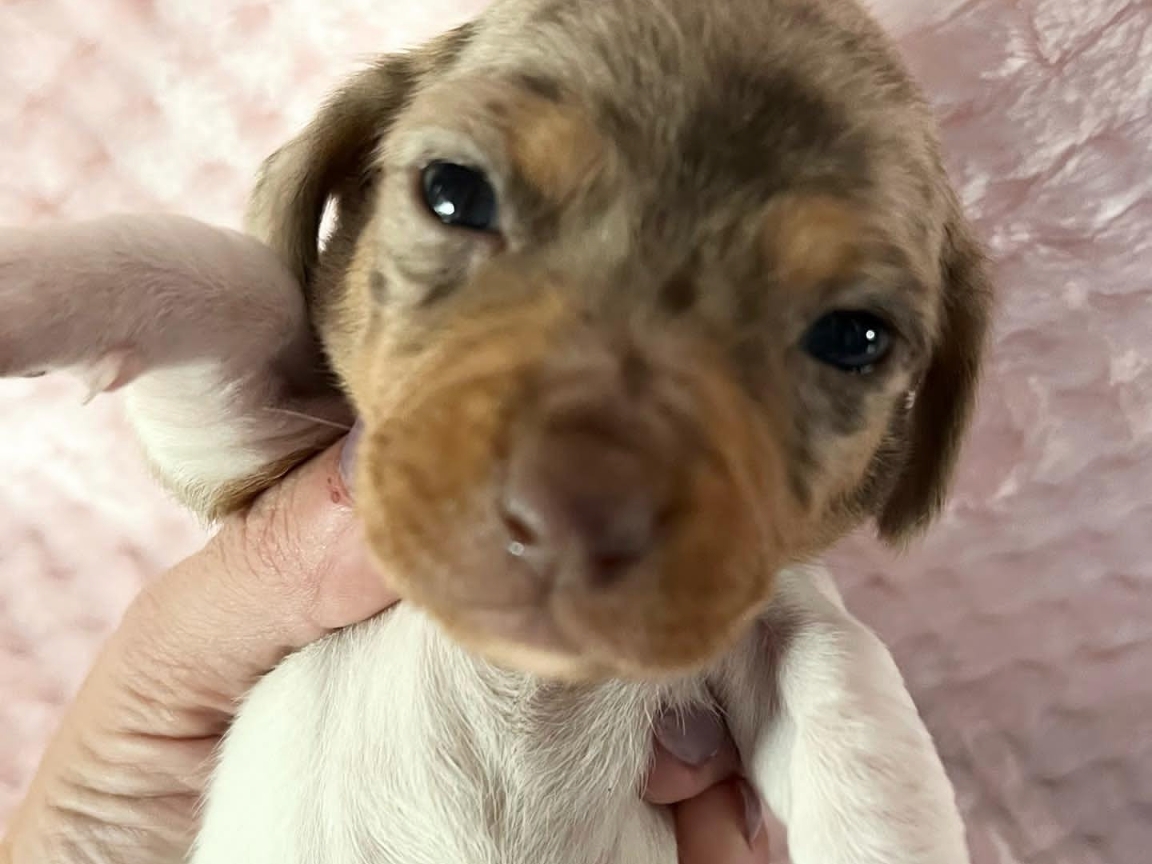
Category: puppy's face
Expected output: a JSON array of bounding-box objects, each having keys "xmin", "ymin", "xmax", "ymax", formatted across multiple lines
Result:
[{"xmin": 250, "ymin": 0, "xmax": 991, "ymax": 680}]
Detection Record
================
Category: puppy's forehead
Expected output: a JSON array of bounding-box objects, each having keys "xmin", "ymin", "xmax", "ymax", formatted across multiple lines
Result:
[{"xmin": 456, "ymin": 0, "xmax": 929, "ymax": 191}]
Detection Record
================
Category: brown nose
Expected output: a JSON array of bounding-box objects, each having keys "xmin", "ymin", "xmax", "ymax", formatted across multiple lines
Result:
[{"xmin": 500, "ymin": 419, "xmax": 668, "ymax": 586}]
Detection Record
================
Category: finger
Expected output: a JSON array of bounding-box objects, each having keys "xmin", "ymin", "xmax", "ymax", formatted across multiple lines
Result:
[
  {"xmin": 645, "ymin": 738, "xmax": 742, "ymax": 805},
  {"xmin": 644, "ymin": 707, "xmax": 741, "ymax": 804},
  {"xmin": 101, "ymin": 428, "xmax": 396, "ymax": 737},
  {"xmin": 674, "ymin": 780, "xmax": 771, "ymax": 864}
]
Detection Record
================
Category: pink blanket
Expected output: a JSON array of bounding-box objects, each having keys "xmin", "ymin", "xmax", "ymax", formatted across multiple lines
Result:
[{"xmin": 1, "ymin": 1, "xmax": 1149, "ymax": 861}]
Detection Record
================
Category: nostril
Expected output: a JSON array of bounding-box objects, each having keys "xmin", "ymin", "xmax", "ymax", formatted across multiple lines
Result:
[
  {"xmin": 589, "ymin": 556, "xmax": 631, "ymax": 585},
  {"xmin": 505, "ymin": 513, "xmax": 534, "ymax": 545},
  {"xmin": 580, "ymin": 496, "xmax": 655, "ymax": 577},
  {"xmin": 502, "ymin": 510, "xmax": 538, "ymax": 559},
  {"xmin": 659, "ymin": 272, "xmax": 697, "ymax": 314},
  {"xmin": 587, "ymin": 548, "xmax": 644, "ymax": 586},
  {"xmin": 500, "ymin": 481, "xmax": 563, "ymax": 581},
  {"xmin": 620, "ymin": 349, "xmax": 649, "ymax": 397}
]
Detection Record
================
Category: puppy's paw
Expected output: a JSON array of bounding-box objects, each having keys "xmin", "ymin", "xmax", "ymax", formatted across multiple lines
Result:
[
  {"xmin": 714, "ymin": 566, "xmax": 970, "ymax": 864},
  {"xmin": 0, "ymin": 214, "xmax": 351, "ymax": 516},
  {"xmin": 1, "ymin": 215, "xmax": 299, "ymax": 380}
]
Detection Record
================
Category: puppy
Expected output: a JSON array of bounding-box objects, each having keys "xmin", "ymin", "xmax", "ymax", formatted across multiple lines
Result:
[{"xmin": 0, "ymin": 0, "xmax": 992, "ymax": 861}]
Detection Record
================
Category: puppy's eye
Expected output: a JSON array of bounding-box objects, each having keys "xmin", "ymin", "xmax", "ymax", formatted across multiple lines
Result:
[
  {"xmin": 421, "ymin": 161, "xmax": 498, "ymax": 231},
  {"xmin": 803, "ymin": 311, "xmax": 893, "ymax": 373}
]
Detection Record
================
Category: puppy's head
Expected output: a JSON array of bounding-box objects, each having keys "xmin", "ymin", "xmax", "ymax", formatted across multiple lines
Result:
[{"xmin": 248, "ymin": 0, "xmax": 992, "ymax": 680}]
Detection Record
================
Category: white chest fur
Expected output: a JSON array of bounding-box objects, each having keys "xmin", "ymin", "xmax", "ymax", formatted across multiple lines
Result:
[
  {"xmin": 189, "ymin": 565, "xmax": 970, "ymax": 864},
  {"xmin": 190, "ymin": 604, "xmax": 692, "ymax": 864}
]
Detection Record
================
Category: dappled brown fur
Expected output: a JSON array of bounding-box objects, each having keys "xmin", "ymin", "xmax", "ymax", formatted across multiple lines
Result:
[{"xmin": 243, "ymin": 0, "xmax": 992, "ymax": 679}]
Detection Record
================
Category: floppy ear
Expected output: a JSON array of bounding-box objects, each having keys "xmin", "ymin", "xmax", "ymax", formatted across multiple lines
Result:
[
  {"xmin": 246, "ymin": 23, "xmax": 474, "ymax": 288},
  {"xmin": 877, "ymin": 214, "xmax": 994, "ymax": 542}
]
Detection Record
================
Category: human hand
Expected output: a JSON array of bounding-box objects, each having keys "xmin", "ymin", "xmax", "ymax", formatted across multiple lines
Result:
[
  {"xmin": 645, "ymin": 708, "xmax": 773, "ymax": 863},
  {"xmin": 2, "ymin": 430, "xmax": 391, "ymax": 864}
]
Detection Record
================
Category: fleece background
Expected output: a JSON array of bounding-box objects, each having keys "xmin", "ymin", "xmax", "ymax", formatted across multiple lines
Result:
[{"xmin": 1, "ymin": 1, "xmax": 1149, "ymax": 861}]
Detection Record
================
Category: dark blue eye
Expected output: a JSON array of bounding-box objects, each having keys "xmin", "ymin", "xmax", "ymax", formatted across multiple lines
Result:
[
  {"xmin": 421, "ymin": 161, "xmax": 498, "ymax": 231},
  {"xmin": 803, "ymin": 311, "xmax": 893, "ymax": 372}
]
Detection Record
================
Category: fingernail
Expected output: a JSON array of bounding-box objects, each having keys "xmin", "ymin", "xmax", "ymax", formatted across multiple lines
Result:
[
  {"xmin": 338, "ymin": 420, "xmax": 363, "ymax": 498},
  {"xmin": 653, "ymin": 707, "xmax": 725, "ymax": 766},
  {"xmin": 738, "ymin": 780, "xmax": 764, "ymax": 848}
]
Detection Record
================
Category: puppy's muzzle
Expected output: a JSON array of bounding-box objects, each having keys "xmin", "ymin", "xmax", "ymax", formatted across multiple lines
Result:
[{"xmin": 356, "ymin": 299, "xmax": 779, "ymax": 679}]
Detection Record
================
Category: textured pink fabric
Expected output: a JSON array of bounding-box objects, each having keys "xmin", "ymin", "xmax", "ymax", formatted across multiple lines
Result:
[{"xmin": 1, "ymin": 1, "xmax": 1148, "ymax": 861}]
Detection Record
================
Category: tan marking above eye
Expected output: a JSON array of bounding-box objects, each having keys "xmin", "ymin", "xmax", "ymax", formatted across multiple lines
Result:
[
  {"xmin": 503, "ymin": 93, "xmax": 609, "ymax": 204},
  {"xmin": 762, "ymin": 194, "xmax": 866, "ymax": 291}
]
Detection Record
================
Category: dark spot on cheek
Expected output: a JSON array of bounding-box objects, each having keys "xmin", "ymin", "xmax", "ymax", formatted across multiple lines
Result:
[
  {"xmin": 420, "ymin": 278, "xmax": 458, "ymax": 308},
  {"xmin": 395, "ymin": 332, "xmax": 427, "ymax": 357},
  {"xmin": 621, "ymin": 349, "xmax": 650, "ymax": 396},
  {"xmin": 660, "ymin": 274, "xmax": 697, "ymax": 313},
  {"xmin": 825, "ymin": 389, "xmax": 869, "ymax": 437},
  {"xmin": 735, "ymin": 281, "xmax": 765, "ymax": 324},
  {"xmin": 370, "ymin": 270, "xmax": 389, "ymax": 303},
  {"xmin": 786, "ymin": 421, "xmax": 816, "ymax": 508},
  {"xmin": 358, "ymin": 168, "xmax": 380, "ymax": 196},
  {"xmin": 787, "ymin": 466, "xmax": 812, "ymax": 510},
  {"xmin": 731, "ymin": 336, "xmax": 768, "ymax": 397},
  {"xmin": 363, "ymin": 305, "xmax": 384, "ymax": 349},
  {"xmin": 533, "ymin": 0, "xmax": 571, "ymax": 26},
  {"xmin": 517, "ymin": 73, "xmax": 563, "ymax": 103},
  {"xmin": 597, "ymin": 98, "xmax": 638, "ymax": 141}
]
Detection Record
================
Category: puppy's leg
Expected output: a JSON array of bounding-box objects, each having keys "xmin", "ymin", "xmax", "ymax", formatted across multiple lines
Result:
[
  {"xmin": 714, "ymin": 566, "xmax": 969, "ymax": 864},
  {"xmin": 0, "ymin": 215, "xmax": 350, "ymax": 515}
]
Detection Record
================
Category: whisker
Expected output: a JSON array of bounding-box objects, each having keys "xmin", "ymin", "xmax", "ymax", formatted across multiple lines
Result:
[{"xmin": 264, "ymin": 406, "xmax": 353, "ymax": 432}]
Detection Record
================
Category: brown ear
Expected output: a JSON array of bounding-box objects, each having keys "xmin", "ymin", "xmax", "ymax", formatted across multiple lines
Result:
[
  {"xmin": 245, "ymin": 23, "xmax": 474, "ymax": 287},
  {"xmin": 877, "ymin": 215, "xmax": 994, "ymax": 542}
]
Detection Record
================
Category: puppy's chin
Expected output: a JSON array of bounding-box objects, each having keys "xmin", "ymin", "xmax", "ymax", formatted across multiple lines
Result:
[
  {"xmin": 379, "ymin": 581, "xmax": 765, "ymax": 683},
  {"xmin": 444, "ymin": 623, "xmax": 604, "ymax": 682},
  {"xmin": 409, "ymin": 565, "xmax": 769, "ymax": 683}
]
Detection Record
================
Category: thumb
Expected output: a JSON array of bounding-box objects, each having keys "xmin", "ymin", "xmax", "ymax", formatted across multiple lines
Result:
[
  {"xmin": 2, "ymin": 429, "xmax": 393, "ymax": 859},
  {"xmin": 674, "ymin": 780, "xmax": 772, "ymax": 864},
  {"xmin": 100, "ymin": 424, "xmax": 396, "ymax": 739}
]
